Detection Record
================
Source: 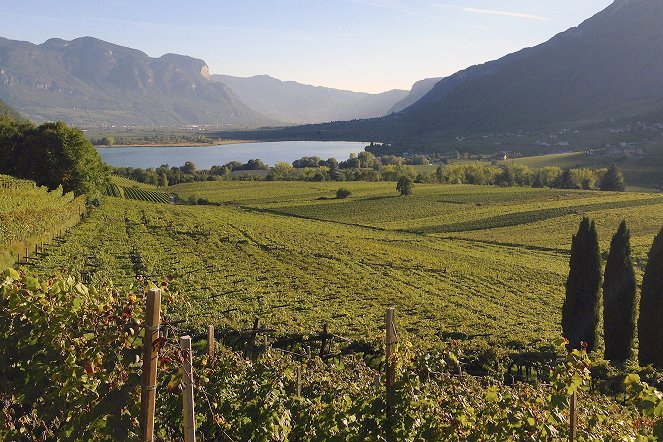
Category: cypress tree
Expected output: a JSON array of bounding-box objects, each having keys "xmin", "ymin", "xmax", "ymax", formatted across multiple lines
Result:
[
  {"xmin": 603, "ymin": 220, "xmax": 637, "ymax": 362},
  {"xmin": 638, "ymin": 227, "xmax": 663, "ymax": 367},
  {"xmin": 562, "ymin": 217, "xmax": 602, "ymax": 351}
]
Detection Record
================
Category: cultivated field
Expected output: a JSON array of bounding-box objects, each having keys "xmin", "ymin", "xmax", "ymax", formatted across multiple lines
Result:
[
  {"xmin": 0, "ymin": 177, "xmax": 85, "ymax": 268},
  {"xmin": 27, "ymin": 181, "xmax": 663, "ymax": 350}
]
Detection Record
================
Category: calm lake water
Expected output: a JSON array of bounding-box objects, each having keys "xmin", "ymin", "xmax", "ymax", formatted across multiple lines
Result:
[{"xmin": 97, "ymin": 141, "xmax": 368, "ymax": 169}]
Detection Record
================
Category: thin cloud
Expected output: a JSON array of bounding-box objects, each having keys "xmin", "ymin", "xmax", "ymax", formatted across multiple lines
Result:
[{"xmin": 463, "ymin": 7, "xmax": 552, "ymax": 21}]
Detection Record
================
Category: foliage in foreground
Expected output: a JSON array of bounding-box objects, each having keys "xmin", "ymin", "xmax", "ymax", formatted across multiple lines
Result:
[{"xmin": 1, "ymin": 270, "xmax": 661, "ymax": 441}]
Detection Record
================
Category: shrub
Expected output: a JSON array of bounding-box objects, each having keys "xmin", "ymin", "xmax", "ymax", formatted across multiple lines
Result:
[{"xmin": 336, "ymin": 188, "xmax": 352, "ymax": 199}]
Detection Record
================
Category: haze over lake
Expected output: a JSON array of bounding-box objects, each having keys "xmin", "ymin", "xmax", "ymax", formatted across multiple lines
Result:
[{"xmin": 97, "ymin": 141, "xmax": 367, "ymax": 169}]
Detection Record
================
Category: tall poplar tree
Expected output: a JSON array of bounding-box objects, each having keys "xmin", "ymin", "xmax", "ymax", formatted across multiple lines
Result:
[
  {"xmin": 562, "ymin": 217, "xmax": 602, "ymax": 351},
  {"xmin": 638, "ymin": 227, "xmax": 663, "ymax": 367},
  {"xmin": 603, "ymin": 220, "xmax": 637, "ymax": 362}
]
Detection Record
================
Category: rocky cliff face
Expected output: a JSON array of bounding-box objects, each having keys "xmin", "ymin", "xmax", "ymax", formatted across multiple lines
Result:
[{"xmin": 0, "ymin": 37, "xmax": 273, "ymax": 127}]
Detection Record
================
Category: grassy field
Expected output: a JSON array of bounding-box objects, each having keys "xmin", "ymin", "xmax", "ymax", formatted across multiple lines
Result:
[{"xmin": 23, "ymin": 181, "xmax": 663, "ymax": 352}]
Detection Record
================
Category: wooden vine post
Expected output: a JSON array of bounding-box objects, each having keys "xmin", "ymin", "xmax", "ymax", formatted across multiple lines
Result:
[
  {"xmin": 245, "ymin": 318, "xmax": 261, "ymax": 360},
  {"xmin": 385, "ymin": 307, "xmax": 398, "ymax": 442},
  {"xmin": 140, "ymin": 288, "xmax": 162, "ymax": 442},
  {"xmin": 207, "ymin": 325, "xmax": 215, "ymax": 359},
  {"xmin": 320, "ymin": 323, "xmax": 329, "ymax": 359},
  {"xmin": 296, "ymin": 364, "xmax": 302, "ymax": 398},
  {"xmin": 569, "ymin": 389, "xmax": 578, "ymax": 442},
  {"xmin": 180, "ymin": 335, "xmax": 196, "ymax": 442}
]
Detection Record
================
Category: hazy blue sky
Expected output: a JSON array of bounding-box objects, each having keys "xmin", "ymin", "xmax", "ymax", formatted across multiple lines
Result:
[{"xmin": 0, "ymin": 0, "xmax": 614, "ymax": 93}]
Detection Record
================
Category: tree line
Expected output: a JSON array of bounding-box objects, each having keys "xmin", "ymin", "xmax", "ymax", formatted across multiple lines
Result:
[
  {"xmin": 116, "ymin": 152, "xmax": 626, "ymax": 192},
  {"xmin": 90, "ymin": 133, "xmax": 217, "ymax": 146},
  {"xmin": 0, "ymin": 116, "xmax": 110, "ymax": 196},
  {"xmin": 438, "ymin": 162, "xmax": 625, "ymax": 191},
  {"xmin": 562, "ymin": 218, "xmax": 663, "ymax": 367}
]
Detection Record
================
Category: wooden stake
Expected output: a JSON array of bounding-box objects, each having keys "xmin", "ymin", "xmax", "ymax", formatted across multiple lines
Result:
[
  {"xmin": 320, "ymin": 323, "xmax": 329, "ymax": 359},
  {"xmin": 296, "ymin": 364, "xmax": 302, "ymax": 398},
  {"xmin": 245, "ymin": 318, "xmax": 261, "ymax": 360},
  {"xmin": 385, "ymin": 308, "xmax": 397, "ymax": 388},
  {"xmin": 569, "ymin": 390, "xmax": 577, "ymax": 442},
  {"xmin": 207, "ymin": 325, "xmax": 215, "ymax": 359},
  {"xmin": 140, "ymin": 288, "xmax": 162, "ymax": 442},
  {"xmin": 180, "ymin": 335, "xmax": 196, "ymax": 442},
  {"xmin": 385, "ymin": 307, "xmax": 397, "ymax": 442}
]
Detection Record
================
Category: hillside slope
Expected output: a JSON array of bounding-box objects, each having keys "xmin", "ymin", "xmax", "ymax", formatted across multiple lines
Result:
[
  {"xmin": 0, "ymin": 97, "xmax": 22, "ymax": 120},
  {"xmin": 388, "ymin": 77, "xmax": 442, "ymax": 114},
  {"xmin": 212, "ymin": 74, "xmax": 407, "ymax": 124},
  {"xmin": 400, "ymin": 0, "xmax": 663, "ymax": 134},
  {"xmin": 237, "ymin": 0, "xmax": 663, "ymax": 146},
  {"xmin": 0, "ymin": 37, "xmax": 274, "ymax": 127}
]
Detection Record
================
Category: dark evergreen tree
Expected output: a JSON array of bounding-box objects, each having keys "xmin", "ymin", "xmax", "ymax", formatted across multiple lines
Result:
[
  {"xmin": 497, "ymin": 167, "xmax": 515, "ymax": 187},
  {"xmin": 603, "ymin": 220, "xmax": 637, "ymax": 362},
  {"xmin": 562, "ymin": 217, "xmax": 602, "ymax": 351},
  {"xmin": 600, "ymin": 163, "xmax": 626, "ymax": 192},
  {"xmin": 396, "ymin": 175, "xmax": 413, "ymax": 196},
  {"xmin": 638, "ymin": 227, "xmax": 663, "ymax": 367},
  {"xmin": 558, "ymin": 169, "xmax": 574, "ymax": 189}
]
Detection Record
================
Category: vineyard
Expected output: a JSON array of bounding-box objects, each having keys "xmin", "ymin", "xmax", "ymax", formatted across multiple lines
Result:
[
  {"xmin": 6, "ymin": 179, "xmax": 663, "ymax": 439},
  {"xmin": 1, "ymin": 270, "xmax": 660, "ymax": 440},
  {"xmin": 104, "ymin": 176, "xmax": 172, "ymax": 204},
  {"xmin": 23, "ymin": 181, "xmax": 663, "ymax": 348},
  {"xmin": 0, "ymin": 178, "xmax": 85, "ymax": 268},
  {"xmin": 29, "ymin": 196, "xmax": 570, "ymax": 349}
]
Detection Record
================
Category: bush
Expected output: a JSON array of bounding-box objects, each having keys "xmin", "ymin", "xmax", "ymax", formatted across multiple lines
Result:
[{"xmin": 336, "ymin": 188, "xmax": 352, "ymax": 199}]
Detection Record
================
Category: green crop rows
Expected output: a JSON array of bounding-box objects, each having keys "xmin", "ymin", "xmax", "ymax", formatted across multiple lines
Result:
[
  {"xmin": 0, "ymin": 182, "xmax": 84, "ymax": 247},
  {"xmin": 25, "ymin": 181, "xmax": 663, "ymax": 350},
  {"xmin": 121, "ymin": 186, "xmax": 171, "ymax": 203},
  {"xmin": 103, "ymin": 183, "xmax": 171, "ymax": 203},
  {"xmin": 7, "ymin": 179, "xmax": 663, "ymax": 440}
]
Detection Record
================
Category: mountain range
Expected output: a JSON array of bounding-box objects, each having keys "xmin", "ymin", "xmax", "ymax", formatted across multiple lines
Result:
[
  {"xmin": 2, "ymin": 0, "xmax": 657, "ymax": 146},
  {"xmin": 0, "ymin": 37, "xmax": 412, "ymax": 127},
  {"xmin": 230, "ymin": 0, "xmax": 663, "ymax": 148},
  {"xmin": 212, "ymin": 74, "xmax": 407, "ymax": 124},
  {"xmin": 0, "ymin": 37, "xmax": 277, "ymax": 127}
]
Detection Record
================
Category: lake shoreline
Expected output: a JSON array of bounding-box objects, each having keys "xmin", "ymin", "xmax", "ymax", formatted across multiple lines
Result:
[
  {"xmin": 98, "ymin": 139, "xmax": 259, "ymax": 148},
  {"xmin": 97, "ymin": 140, "xmax": 368, "ymax": 169}
]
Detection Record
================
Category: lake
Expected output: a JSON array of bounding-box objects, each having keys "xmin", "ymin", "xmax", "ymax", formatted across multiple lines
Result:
[{"xmin": 97, "ymin": 141, "xmax": 368, "ymax": 169}]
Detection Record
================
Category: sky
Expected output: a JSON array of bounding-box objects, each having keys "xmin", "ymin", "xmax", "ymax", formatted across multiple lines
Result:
[{"xmin": 0, "ymin": 0, "xmax": 614, "ymax": 93}]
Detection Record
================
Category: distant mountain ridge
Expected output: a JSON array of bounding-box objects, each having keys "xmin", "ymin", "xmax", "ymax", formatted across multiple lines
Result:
[
  {"xmin": 212, "ymin": 74, "xmax": 408, "ymax": 124},
  {"xmin": 400, "ymin": 0, "xmax": 663, "ymax": 133},
  {"xmin": 238, "ymin": 0, "xmax": 663, "ymax": 147},
  {"xmin": 388, "ymin": 77, "xmax": 442, "ymax": 114},
  {"xmin": 0, "ymin": 36, "xmax": 273, "ymax": 127}
]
